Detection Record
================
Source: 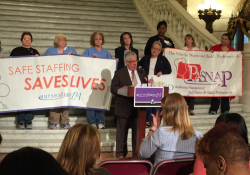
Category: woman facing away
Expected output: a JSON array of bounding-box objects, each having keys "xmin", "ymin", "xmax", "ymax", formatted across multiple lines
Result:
[
  {"xmin": 57, "ymin": 123, "xmax": 111, "ymax": 175},
  {"xmin": 139, "ymin": 93, "xmax": 202, "ymax": 166},
  {"xmin": 193, "ymin": 113, "xmax": 250, "ymax": 175},
  {"xmin": 181, "ymin": 34, "xmax": 199, "ymax": 115}
]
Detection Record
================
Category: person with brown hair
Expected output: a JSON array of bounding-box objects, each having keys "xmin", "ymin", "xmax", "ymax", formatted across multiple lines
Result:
[
  {"xmin": 57, "ymin": 123, "xmax": 111, "ymax": 175},
  {"xmin": 10, "ymin": 31, "xmax": 40, "ymax": 129},
  {"xmin": 181, "ymin": 34, "xmax": 199, "ymax": 115},
  {"xmin": 196, "ymin": 123, "xmax": 250, "ymax": 175},
  {"xmin": 139, "ymin": 93, "xmax": 202, "ymax": 165},
  {"xmin": 82, "ymin": 32, "xmax": 112, "ymax": 129}
]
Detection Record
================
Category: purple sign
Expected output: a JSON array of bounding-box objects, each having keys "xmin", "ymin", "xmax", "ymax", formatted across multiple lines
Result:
[{"xmin": 134, "ymin": 87, "xmax": 163, "ymax": 107}]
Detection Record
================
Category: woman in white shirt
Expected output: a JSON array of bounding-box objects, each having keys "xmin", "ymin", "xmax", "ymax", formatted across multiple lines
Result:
[
  {"xmin": 138, "ymin": 41, "xmax": 172, "ymax": 128},
  {"xmin": 181, "ymin": 34, "xmax": 199, "ymax": 115},
  {"xmin": 139, "ymin": 93, "xmax": 202, "ymax": 166}
]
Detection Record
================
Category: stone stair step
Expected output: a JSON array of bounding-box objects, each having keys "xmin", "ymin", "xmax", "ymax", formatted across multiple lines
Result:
[{"xmin": 0, "ymin": 0, "xmax": 136, "ymax": 9}]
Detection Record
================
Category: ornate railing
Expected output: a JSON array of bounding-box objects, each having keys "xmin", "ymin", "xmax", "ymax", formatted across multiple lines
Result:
[{"xmin": 133, "ymin": 0, "xmax": 220, "ymax": 50}]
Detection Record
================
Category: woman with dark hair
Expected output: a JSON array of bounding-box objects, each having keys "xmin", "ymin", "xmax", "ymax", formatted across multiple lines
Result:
[
  {"xmin": 0, "ymin": 147, "xmax": 68, "ymax": 175},
  {"xmin": 115, "ymin": 32, "xmax": 139, "ymax": 69},
  {"xmin": 10, "ymin": 31, "xmax": 40, "ymax": 129},
  {"xmin": 209, "ymin": 33, "xmax": 244, "ymax": 114},
  {"xmin": 193, "ymin": 113, "xmax": 250, "ymax": 175},
  {"xmin": 144, "ymin": 20, "xmax": 175, "ymax": 56},
  {"xmin": 196, "ymin": 123, "xmax": 250, "ymax": 175},
  {"xmin": 57, "ymin": 123, "xmax": 111, "ymax": 175}
]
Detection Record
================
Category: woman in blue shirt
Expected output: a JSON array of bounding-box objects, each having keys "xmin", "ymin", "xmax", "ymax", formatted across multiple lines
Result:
[
  {"xmin": 83, "ymin": 32, "xmax": 112, "ymax": 129},
  {"xmin": 44, "ymin": 34, "xmax": 77, "ymax": 129}
]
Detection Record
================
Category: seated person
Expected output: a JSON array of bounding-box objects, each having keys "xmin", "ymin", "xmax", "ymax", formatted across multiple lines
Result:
[
  {"xmin": 193, "ymin": 113, "xmax": 250, "ymax": 175},
  {"xmin": 0, "ymin": 147, "xmax": 67, "ymax": 175},
  {"xmin": 57, "ymin": 123, "xmax": 111, "ymax": 175},
  {"xmin": 139, "ymin": 93, "xmax": 202, "ymax": 166},
  {"xmin": 196, "ymin": 123, "xmax": 250, "ymax": 175}
]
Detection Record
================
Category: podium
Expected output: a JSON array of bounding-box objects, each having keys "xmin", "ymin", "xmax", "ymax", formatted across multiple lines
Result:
[{"xmin": 117, "ymin": 86, "xmax": 169, "ymax": 157}]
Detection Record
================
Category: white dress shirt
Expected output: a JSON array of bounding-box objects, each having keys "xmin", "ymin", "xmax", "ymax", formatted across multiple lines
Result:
[
  {"xmin": 149, "ymin": 57, "xmax": 157, "ymax": 76},
  {"xmin": 127, "ymin": 67, "xmax": 142, "ymax": 86}
]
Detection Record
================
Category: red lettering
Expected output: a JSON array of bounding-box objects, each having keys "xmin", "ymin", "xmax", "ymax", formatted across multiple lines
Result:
[
  {"xmin": 81, "ymin": 77, "xmax": 92, "ymax": 89},
  {"xmin": 43, "ymin": 77, "xmax": 54, "ymax": 89},
  {"xmin": 70, "ymin": 76, "xmax": 75, "ymax": 87},
  {"xmin": 46, "ymin": 65, "xmax": 53, "ymax": 73},
  {"xmin": 76, "ymin": 76, "xmax": 80, "ymax": 88},
  {"xmin": 8, "ymin": 67, "xmax": 13, "ymax": 75},
  {"xmin": 54, "ymin": 76, "xmax": 61, "ymax": 88},
  {"xmin": 28, "ymin": 66, "xmax": 33, "ymax": 74},
  {"xmin": 72, "ymin": 64, "xmax": 79, "ymax": 72},
  {"xmin": 24, "ymin": 78, "xmax": 32, "ymax": 90},
  {"xmin": 54, "ymin": 64, "xmax": 58, "ymax": 72},
  {"xmin": 22, "ymin": 66, "xmax": 27, "ymax": 74},
  {"xmin": 36, "ymin": 65, "xmax": 41, "ymax": 73},
  {"xmin": 14, "ymin": 67, "xmax": 22, "ymax": 75},
  {"xmin": 32, "ymin": 77, "xmax": 43, "ymax": 90},
  {"xmin": 98, "ymin": 79, "xmax": 106, "ymax": 91},
  {"xmin": 41, "ymin": 65, "xmax": 45, "ymax": 73},
  {"xmin": 62, "ymin": 75, "xmax": 68, "ymax": 87},
  {"xmin": 91, "ymin": 78, "xmax": 99, "ymax": 90},
  {"xmin": 59, "ymin": 63, "xmax": 63, "ymax": 71}
]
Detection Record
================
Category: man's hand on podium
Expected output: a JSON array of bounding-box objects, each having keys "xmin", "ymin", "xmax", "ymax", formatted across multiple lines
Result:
[{"xmin": 144, "ymin": 77, "xmax": 153, "ymax": 84}]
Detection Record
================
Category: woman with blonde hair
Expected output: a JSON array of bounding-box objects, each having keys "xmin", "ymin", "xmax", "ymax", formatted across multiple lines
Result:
[
  {"xmin": 44, "ymin": 34, "xmax": 77, "ymax": 129},
  {"xmin": 57, "ymin": 123, "xmax": 111, "ymax": 175},
  {"xmin": 139, "ymin": 93, "xmax": 202, "ymax": 166}
]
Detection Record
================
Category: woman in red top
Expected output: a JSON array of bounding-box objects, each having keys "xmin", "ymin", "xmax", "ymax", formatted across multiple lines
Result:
[{"xmin": 209, "ymin": 33, "xmax": 243, "ymax": 114}]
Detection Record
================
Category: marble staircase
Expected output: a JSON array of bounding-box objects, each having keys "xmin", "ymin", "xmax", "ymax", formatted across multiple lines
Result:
[
  {"xmin": 0, "ymin": 103, "xmax": 249, "ymax": 153},
  {"xmin": 0, "ymin": 0, "xmax": 151, "ymax": 58}
]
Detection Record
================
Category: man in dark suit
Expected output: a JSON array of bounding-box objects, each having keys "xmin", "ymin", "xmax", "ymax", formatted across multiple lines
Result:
[{"xmin": 111, "ymin": 51, "xmax": 149, "ymax": 158}]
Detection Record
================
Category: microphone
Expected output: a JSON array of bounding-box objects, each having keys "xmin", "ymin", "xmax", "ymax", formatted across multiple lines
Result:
[{"xmin": 138, "ymin": 66, "xmax": 148, "ymax": 87}]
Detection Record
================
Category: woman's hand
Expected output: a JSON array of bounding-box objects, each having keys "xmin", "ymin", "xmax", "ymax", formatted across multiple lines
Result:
[
  {"xmin": 0, "ymin": 56, "xmax": 2, "ymax": 59},
  {"xmin": 241, "ymin": 51, "xmax": 245, "ymax": 56},
  {"xmin": 92, "ymin": 54, "xmax": 98, "ymax": 58},
  {"xmin": 151, "ymin": 110, "xmax": 162, "ymax": 131},
  {"xmin": 68, "ymin": 51, "xmax": 73, "ymax": 55},
  {"xmin": 156, "ymin": 71, "xmax": 162, "ymax": 77},
  {"xmin": 116, "ymin": 58, "xmax": 119, "ymax": 62},
  {"xmin": 209, "ymin": 50, "xmax": 214, "ymax": 53},
  {"xmin": 35, "ymin": 54, "xmax": 39, "ymax": 57}
]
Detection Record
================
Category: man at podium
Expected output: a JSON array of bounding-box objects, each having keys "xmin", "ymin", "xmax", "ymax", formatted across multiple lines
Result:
[{"xmin": 111, "ymin": 51, "xmax": 148, "ymax": 158}]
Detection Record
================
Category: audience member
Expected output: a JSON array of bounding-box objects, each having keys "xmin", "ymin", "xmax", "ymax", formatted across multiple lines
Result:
[
  {"xmin": 10, "ymin": 31, "xmax": 40, "ymax": 129},
  {"xmin": 57, "ymin": 123, "xmax": 111, "ymax": 175},
  {"xmin": 82, "ymin": 32, "xmax": 112, "ymax": 129},
  {"xmin": 115, "ymin": 32, "xmax": 139, "ymax": 69},
  {"xmin": 44, "ymin": 34, "xmax": 76, "ymax": 129},
  {"xmin": 139, "ymin": 93, "xmax": 202, "ymax": 166},
  {"xmin": 0, "ymin": 40, "xmax": 3, "ymax": 58},
  {"xmin": 144, "ymin": 20, "xmax": 174, "ymax": 56},
  {"xmin": 139, "ymin": 40, "xmax": 171, "ymax": 128},
  {"xmin": 196, "ymin": 123, "xmax": 250, "ymax": 175},
  {"xmin": 111, "ymin": 51, "xmax": 149, "ymax": 158},
  {"xmin": 193, "ymin": 113, "xmax": 249, "ymax": 175},
  {"xmin": 181, "ymin": 34, "xmax": 199, "ymax": 115},
  {"xmin": 0, "ymin": 147, "xmax": 68, "ymax": 175},
  {"xmin": 209, "ymin": 33, "xmax": 244, "ymax": 115}
]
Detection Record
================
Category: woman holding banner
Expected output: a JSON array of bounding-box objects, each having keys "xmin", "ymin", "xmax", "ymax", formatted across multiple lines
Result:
[
  {"xmin": 44, "ymin": 34, "xmax": 77, "ymax": 129},
  {"xmin": 10, "ymin": 31, "xmax": 40, "ymax": 129},
  {"xmin": 82, "ymin": 32, "xmax": 112, "ymax": 129},
  {"xmin": 209, "ymin": 33, "xmax": 243, "ymax": 114},
  {"xmin": 182, "ymin": 34, "xmax": 199, "ymax": 115},
  {"xmin": 138, "ymin": 41, "xmax": 172, "ymax": 128}
]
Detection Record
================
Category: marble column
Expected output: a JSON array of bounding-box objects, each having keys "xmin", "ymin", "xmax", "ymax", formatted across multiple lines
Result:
[{"xmin": 240, "ymin": 41, "xmax": 250, "ymax": 112}]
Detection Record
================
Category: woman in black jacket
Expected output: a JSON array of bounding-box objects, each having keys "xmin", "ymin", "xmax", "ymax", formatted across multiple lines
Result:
[
  {"xmin": 139, "ymin": 40, "xmax": 172, "ymax": 127},
  {"xmin": 115, "ymin": 32, "xmax": 139, "ymax": 69}
]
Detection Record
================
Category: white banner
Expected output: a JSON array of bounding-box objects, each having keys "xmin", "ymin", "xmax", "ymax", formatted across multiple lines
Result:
[
  {"xmin": 0, "ymin": 55, "xmax": 116, "ymax": 113},
  {"xmin": 164, "ymin": 48, "xmax": 243, "ymax": 97}
]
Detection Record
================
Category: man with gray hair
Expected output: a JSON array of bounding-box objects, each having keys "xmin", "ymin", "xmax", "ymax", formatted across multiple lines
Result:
[{"xmin": 111, "ymin": 51, "xmax": 150, "ymax": 158}]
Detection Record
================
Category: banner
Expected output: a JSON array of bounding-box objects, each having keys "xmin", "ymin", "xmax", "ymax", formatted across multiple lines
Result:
[
  {"xmin": 0, "ymin": 55, "xmax": 116, "ymax": 113},
  {"xmin": 164, "ymin": 48, "xmax": 243, "ymax": 97}
]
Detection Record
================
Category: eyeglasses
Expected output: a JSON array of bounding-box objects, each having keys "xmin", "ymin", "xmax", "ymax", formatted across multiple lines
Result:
[
  {"xmin": 127, "ymin": 61, "xmax": 138, "ymax": 63},
  {"xmin": 23, "ymin": 38, "xmax": 31, "ymax": 41}
]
